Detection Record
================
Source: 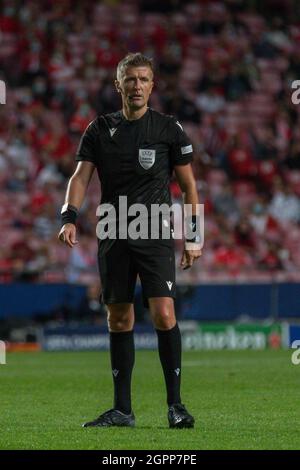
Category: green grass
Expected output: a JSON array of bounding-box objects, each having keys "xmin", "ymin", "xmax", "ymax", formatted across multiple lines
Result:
[{"xmin": 0, "ymin": 350, "xmax": 299, "ymax": 450}]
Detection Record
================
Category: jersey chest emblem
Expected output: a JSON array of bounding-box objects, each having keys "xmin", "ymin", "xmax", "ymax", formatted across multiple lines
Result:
[{"xmin": 138, "ymin": 149, "xmax": 156, "ymax": 170}]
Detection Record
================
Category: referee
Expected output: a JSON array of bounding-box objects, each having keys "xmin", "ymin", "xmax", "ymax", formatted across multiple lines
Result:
[{"xmin": 58, "ymin": 53, "xmax": 202, "ymax": 428}]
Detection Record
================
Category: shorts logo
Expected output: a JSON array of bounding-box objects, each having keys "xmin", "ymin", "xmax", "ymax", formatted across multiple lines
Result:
[
  {"xmin": 175, "ymin": 368, "xmax": 180, "ymax": 376},
  {"xmin": 166, "ymin": 281, "xmax": 173, "ymax": 290},
  {"xmin": 139, "ymin": 149, "xmax": 156, "ymax": 170},
  {"xmin": 112, "ymin": 369, "xmax": 119, "ymax": 377}
]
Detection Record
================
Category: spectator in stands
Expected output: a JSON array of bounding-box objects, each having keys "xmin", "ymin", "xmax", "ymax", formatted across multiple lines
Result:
[
  {"xmin": 249, "ymin": 196, "xmax": 279, "ymax": 236},
  {"xmin": 66, "ymin": 235, "xmax": 97, "ymax": 283},
  {"xmin": 227, "ymin": 134, "xmax": 256, "ymax": 180},
  {"xmin": 211, "ymin": 181, "xmax": 240, "ymax": 223},
  {"xmin": 234, "ymin": 216, "xmax": 256, "ymax": 250},
  {"xmin": 269, "ymin": 177, "xmax": 300, "ymax": 223},
  {"xmin": 284, "ymin": 138, "xmax": 300, "ymax": 170},
  {"xmin": 258, "ymin": 241, "xmax": 284, "ymax": 271}
]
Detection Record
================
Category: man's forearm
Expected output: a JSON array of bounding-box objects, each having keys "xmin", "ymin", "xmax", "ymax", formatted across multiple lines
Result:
[
  {"xmin": 60, "ymin": 161, "xmax": 95, "ymax": 228},
  {"xmin": 182, "ymin": 182, "xmax": 202, "ymax": 248},
  {"xmin": 64, "ymin": 174, "xmax": 88, "ymax": 210},
  {"xmin": 182, "ymin": 183, "xmax": 199, "ymax": 215}
]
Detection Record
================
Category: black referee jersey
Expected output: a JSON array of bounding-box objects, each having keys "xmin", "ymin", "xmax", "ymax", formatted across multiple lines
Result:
[{"xmin": 76, "ymin": 107, "xmax": 193, "ymax": 216}]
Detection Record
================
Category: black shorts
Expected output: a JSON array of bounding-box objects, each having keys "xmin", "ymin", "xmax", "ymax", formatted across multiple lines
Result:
[{"xmin": 98, "ymin": 236, "xmax": 176, "ymax": 307}]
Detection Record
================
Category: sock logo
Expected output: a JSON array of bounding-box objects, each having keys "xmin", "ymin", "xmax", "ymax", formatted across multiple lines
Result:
[
  {"xmin": 166, "ymin": 281, "xmax": 173, "ymax": 290},
  {"xmin": 175, "ymin": 368, "xmax": 180, "ymax": 376},
  {"xmin": 112, "ymin": 369, "xmax": 119, "ymax": 377}
]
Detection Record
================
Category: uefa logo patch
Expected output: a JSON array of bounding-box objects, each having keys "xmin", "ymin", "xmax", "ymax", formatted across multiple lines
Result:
[{"xmin": 139, "ymin": 149, "xmax": 156, "ymax": 170}]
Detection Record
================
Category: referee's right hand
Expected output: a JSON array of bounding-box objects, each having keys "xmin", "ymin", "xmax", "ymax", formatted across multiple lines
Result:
[{"xmin": 58, "ymin": 223, "xmax": 78, "ymax": 248}]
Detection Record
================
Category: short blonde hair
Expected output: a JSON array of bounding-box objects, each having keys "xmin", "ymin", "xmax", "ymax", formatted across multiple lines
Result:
[{"xmin": 116, "ymin": 53, "xmax": 154, "ymax": 81}]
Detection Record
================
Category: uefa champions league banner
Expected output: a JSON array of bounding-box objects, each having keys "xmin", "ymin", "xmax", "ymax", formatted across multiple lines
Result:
[
  {"xmin": 41, "ymin": 322, "xmax": 283, "ymax": 351},
  {"xmin": 41, "ymin": 325, "xmax": 158, "ymax": 351}
]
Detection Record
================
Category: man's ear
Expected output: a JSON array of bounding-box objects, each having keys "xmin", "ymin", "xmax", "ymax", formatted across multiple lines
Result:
[{"xmin": 115, "ymin": 80, "xmax": 121, "ymax": 93}]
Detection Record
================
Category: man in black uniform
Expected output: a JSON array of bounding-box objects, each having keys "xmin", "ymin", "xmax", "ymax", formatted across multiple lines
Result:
[{"xmin": 58, "ymin": 53, "xmax": 202, "ymax": 428}]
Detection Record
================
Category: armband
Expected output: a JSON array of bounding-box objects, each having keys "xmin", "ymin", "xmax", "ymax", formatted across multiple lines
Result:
[
  {"xmin": 185, "ymin": 215, "xmax": 201, "ymax": 250},
  {"xmin": 61, "ymin": 203, "xmax": 78, "ymax": 226}
]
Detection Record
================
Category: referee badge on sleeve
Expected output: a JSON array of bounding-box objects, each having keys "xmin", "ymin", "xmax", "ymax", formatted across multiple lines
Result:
[
  {"xmin": 139, "ymin": 149, "xmax": 156, "ymax": 170},
  {"xmin": 181, "ymin": 144, "xmax": 193, "ymax": 155}
]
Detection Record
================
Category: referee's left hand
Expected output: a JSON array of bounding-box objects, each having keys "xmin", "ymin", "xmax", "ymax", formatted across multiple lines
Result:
[{"xmin": 180, "ymin": 248, "xmax": 202, "ymax": 270}]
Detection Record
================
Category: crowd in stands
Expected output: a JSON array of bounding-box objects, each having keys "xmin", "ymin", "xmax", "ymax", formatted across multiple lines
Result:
[{"xmin": 1, "ymin": 0, "xmax": 300, "ymax": 284}]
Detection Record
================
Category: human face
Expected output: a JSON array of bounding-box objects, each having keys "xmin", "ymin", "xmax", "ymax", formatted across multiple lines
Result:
[{"xmin": 115, "ymin": 66, "xmax": 154, "ymax": 112}]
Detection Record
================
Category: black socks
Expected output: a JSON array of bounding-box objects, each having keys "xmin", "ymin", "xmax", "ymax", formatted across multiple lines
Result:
[
  {"xmin": 109, "ymin": 325, "xmax": 182, "ymax": 412},
  {"xmin": 156, "ymin": 323, "xmax": 182, "ymax": 406},
  {"xmin": 109, "ymin": 330, "xmax": 135, "ymax": 415}
]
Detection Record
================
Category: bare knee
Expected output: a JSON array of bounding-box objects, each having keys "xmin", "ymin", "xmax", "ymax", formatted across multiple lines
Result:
[
  {"xmin": 107, "ymin": 303, "xmax": 134, "ymax": 332},
  {"xmin": 149, "ymin": 298, "xmax": 176, "ymax": 330}
]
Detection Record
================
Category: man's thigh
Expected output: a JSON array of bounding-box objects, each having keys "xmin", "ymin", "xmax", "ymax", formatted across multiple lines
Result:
[
  {"xmin": 98, "ymin": 239, "xmax": 137, "ymax": 304},
  {"xmin": 129, "ymin": 238, "xmax": 176, "ymax": 304}
]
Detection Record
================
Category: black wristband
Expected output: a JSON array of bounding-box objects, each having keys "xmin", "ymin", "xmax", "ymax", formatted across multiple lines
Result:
[
  {"xmin": 185, "ymin": 215, "xmax": 201, "ymax": 243},
  {"xmin": 61, "ymin": 204, "xmax": 78, "ymax": 226}
]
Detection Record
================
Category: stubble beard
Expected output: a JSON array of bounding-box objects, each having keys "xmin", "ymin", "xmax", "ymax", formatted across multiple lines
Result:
[{"xmin": 127, "ymin": 97, "xmax": 145, "ymax": 111}]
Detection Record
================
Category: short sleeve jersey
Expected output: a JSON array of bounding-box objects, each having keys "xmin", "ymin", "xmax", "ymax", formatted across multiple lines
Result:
[{"xmin": 76, "ymin": 108, "xmax": 193, "ymax": 216}]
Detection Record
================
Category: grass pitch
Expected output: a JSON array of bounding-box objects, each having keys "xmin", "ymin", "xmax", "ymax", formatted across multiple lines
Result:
[{"xmin": 0, "ymin": 349, "xmax": 299, "ymax": 450}]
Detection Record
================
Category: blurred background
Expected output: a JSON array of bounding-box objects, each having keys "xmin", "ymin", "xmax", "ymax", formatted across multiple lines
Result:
[{"xmin": 1, "ymin": 0, "xmax": 300, "ymax": 351}]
